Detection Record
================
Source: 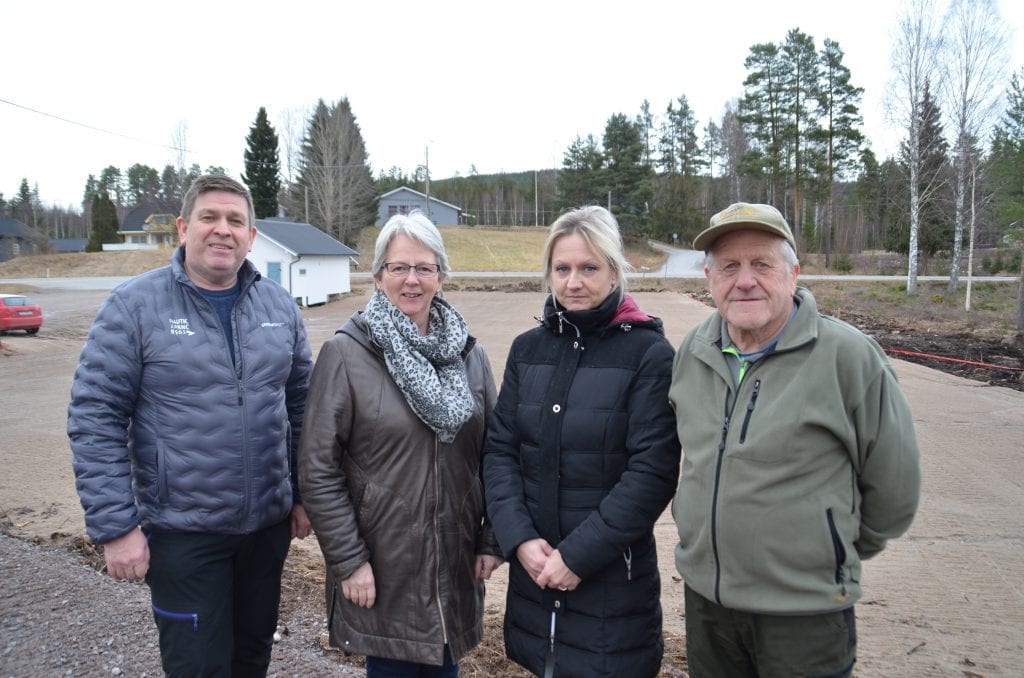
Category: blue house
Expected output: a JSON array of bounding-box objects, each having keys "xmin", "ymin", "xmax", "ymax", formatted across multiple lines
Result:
[{"xmin": 376, "ymin": 187, "xmax": 461, "ymax": 226}]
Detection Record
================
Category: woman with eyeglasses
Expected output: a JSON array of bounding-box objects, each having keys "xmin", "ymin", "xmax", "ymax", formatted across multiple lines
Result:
[
  {"xmin": 482, "ymin": 206, "xmax": 680, "ymax": 677},
  {"xmin": 298, "ymin": 211, "xmax": 501, "ymax": 677}
]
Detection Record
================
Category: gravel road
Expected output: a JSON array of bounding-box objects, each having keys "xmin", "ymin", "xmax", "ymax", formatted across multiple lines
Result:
[{"xmin": 0, "ymin": 534, "xmax": 357, "ymax": 677}]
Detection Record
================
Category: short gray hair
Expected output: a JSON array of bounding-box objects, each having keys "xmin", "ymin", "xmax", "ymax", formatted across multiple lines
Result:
[
  {"xmin": 372, "ymin": 211, "xmax": 451, "ymax": 279},
  {"xmin": 543, "ymin": 206, "xmax": 631, "ymax": 302},
  {"xmin": 181, "ymin": 174, "xmax": 255, "ymax": 229}
]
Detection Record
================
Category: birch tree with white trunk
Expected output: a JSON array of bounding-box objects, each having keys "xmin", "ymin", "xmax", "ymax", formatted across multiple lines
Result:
[
  {"xmin": 937, "ymin": 0, "xmax": 1010, "ymax": 296},
  {"xmin": 887, "ymin": 0, "xmax": 942, "ymax": 295}
]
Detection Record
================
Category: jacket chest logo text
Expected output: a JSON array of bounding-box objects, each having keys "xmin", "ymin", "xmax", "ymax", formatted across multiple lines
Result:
[{"xmin": 169, "ymin": 318, "xmax": 195, "ymax": 336}]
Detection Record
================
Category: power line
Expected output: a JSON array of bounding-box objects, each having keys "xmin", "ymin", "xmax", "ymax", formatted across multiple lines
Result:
[{"xmin": 0, "ymin": 97, "xmax": 189, "ymax": 154}]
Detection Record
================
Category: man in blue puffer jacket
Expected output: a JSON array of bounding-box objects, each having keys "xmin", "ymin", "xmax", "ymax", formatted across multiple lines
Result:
[{"xmin": 68, "ymin": 174, "xmax": 313, "ymax": 677}]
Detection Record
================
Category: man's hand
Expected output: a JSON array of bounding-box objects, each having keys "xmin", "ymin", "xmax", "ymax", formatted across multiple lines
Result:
[
  {"xmin": 475, "ymin": 554, "xmax": 504, "ymax": 580},
  {"xmin": 515, "ymin": 538, "xmax": 553, "ymax": 586},
  {"xmin": 342, "ymin": 562, "xmax": 376, "ymax": 608},
  {"xmin": 290, "ymin": 504, "xmax": 312, "ymax": 539},
  {"xmin": 103, "ymin": 528, "xmax": 149, "ymax": 582}
]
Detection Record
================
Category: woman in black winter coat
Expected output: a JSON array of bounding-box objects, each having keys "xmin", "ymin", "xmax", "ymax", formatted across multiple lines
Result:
[{"xmin": 483, "ymin": 206, "xmax": 681, "ymax": 678}]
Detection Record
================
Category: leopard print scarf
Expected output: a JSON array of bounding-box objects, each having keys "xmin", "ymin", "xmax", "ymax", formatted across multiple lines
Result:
[{"xmin": 363, "ymin": 289, "xmax": 474, "ymax": 443}]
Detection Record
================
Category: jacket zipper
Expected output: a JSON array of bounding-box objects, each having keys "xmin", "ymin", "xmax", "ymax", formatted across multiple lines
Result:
[
  {"xmin": 235, "ymin": 300, "xmax": 251, "ymax": 532},
  {"xmin": 711, "ymin": 393, "xmax": 736, "ymax": 604},
  {"xmin": 623, "ymin": 547, "xmax": 632, "ymax": 581},
  {"xmin": 826, "ymin": 508, "xmax": 848, "ymax": 597},
  {"xmin": 712, "ymin": 376, "xmax": 764, "ymax": 601},
  {"xmin": 191, "ymin": 284, "xmax": 251, "ymax": 531},
  {"xmin": 738, "ymin": 379, "xmax": 761, "ymax": 443},
  {"xmin": 432, "ymin": 435, "xmax": 449, "ymax": 644}
]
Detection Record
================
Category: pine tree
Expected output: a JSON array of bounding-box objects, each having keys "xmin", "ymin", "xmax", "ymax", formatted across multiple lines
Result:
[
  {"xmin": 989, "ymin": 70, "xmax": 1024, "ymax": 241},
  {"xmin": 556, "ymin": 135, "xmax": 604, "ymax": 211},
  {"xmin": 86, "ymin": 192, "xmax": 120, "ymax": 252},
  {"xmin": 98, "ymin": 167, "xmax": 124, "ymax": 207},
  {"xmin": 780, "ymin": 28, "xmax": 822, "ymax": 244},
  {"xmin": 740, "ymin": 42, "xmax": 787, "ymax": 208},
  {"xmin": 125, "ymin": 164, "xmax": 161, "ymax": 206},
  {"xmin": 242, "ymin": 107, "xmax": 282, "ymax": 219},
  {"xmin": 989, "ymin": 69, "xmax": 1024, "ymax": 332},
  {"xmin": 9, "ymin": 179, "xmax": 37, "ymax": 227},
  {"xmin": 602, "ymin": 113, "xmax": 652, "ymax": 236},
  {"xmin": 816, "ymin": 38, "xmax": 865, "ymax": 266},
  {"xmin": 652, "ymin": 96, "xmax": 705, "ymax": 242}
]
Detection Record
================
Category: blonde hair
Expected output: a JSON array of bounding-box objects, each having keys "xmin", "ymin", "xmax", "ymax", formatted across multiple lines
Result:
[{"xmin": 543, "ymin": 206, "xmax": 630, "ymax": 302}]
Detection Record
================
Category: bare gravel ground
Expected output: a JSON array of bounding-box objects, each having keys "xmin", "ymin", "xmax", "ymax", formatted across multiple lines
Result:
[{"xmin": 2, "ymin": 286, "xmax": 1023, "ymax": 676}]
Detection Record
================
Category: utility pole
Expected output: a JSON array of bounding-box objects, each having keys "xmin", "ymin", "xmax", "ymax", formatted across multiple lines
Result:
[
  {"xmin": 424, "ymin": 146, "xmax": 431, "ymax": 220},
  {"xmin": 534, "ymin": 170, "xmax": 539, "ymax": 226}
]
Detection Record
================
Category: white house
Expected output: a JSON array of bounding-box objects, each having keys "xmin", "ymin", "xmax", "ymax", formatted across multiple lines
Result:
[{"xmin": 250, "ymin": 218, "xmax": 359, "ymax": 306}]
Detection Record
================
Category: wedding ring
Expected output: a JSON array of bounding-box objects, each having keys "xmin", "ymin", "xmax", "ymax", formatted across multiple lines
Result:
[{"xmin": 559, "ymin": 586, "xmax": 568, "ymax": 591}]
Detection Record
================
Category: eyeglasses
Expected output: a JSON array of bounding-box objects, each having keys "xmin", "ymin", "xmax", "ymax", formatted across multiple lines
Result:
[{"xmin": 382, "ymin": 262, "xmax": 441, "ymax": 278}]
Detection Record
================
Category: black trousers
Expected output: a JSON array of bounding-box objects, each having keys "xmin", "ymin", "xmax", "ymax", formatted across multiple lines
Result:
[
  {"xmin": 144, "ymin": 519, "xmax": 291, "ymax": 678},
  {"xmin": 684, "ymin": 585, "xmax": 856, "ymax": 678}
]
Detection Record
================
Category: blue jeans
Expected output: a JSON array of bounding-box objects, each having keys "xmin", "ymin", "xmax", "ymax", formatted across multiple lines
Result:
[{"xmin": 366, "ymin": 645, "xmax": 458, "ymax": 678}]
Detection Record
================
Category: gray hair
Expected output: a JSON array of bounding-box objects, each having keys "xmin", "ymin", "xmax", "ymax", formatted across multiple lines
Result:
[
  {"xmin": 705, "ymin": 234, "xmax": 799, "ymax": 269},
  {"xmin": 543, "ymin": 206, "xmax": 630, "ymax": 302},
  {"xmin": 181, "ymin": 174, "xmax": 255, "ymax": 230},
  {"xmin": 372, "ymin": 211, "xmax": 451, "ymax": 280}
]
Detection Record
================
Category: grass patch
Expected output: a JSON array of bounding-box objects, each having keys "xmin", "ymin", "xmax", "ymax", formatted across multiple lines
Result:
[{"xmin": 355, "ymin": 227, "xmax": 668, "ymax": 273}]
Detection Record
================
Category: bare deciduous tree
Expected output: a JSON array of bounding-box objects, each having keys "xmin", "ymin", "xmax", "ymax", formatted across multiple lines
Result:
[
  {"xmin": 887, "ymin": 0, "xmax": 943, "ymax": 295},
  {"xmin": 938, "ymin": 0, "xmax": 1010, "ymax": 295},
  {"xmin": 171, "ymin": 121, "xmax": 188, "ymax": 172},
  {"xmin": 720, "ymin": 101, "xmax": 748, "ymax": 203},
  {"xmin": 276, "ymin": 106, "xmax": 309, "ymax": 186},
  {"xmin": 294, "ymin": 99, "xmax": 376, "ymax": 246}
]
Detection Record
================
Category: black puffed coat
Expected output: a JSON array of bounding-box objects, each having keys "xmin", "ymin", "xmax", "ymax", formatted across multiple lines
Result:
[{"xmin": 483, "ymin": 293, "xmax": 680, "ymax": 678}]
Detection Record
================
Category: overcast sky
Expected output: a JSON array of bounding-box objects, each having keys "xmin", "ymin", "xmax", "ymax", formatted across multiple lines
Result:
[{"xmin": 3, "ymin": 0, "xmax": 1022, "ymax": 210}]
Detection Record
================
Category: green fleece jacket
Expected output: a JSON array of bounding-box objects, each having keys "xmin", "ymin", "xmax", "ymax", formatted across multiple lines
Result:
[{"xmin": 669, "ymin": 287, "xmax": 920, "ymax": 614}]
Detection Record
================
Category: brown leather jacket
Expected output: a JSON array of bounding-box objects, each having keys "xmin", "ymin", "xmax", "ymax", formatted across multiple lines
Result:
[{"xmin": 298, "ymin": 312, "xmax": 499, "ymax": 666}]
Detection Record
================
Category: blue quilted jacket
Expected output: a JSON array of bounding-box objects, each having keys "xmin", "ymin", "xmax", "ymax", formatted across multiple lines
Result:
[{"xmin": 68, "ymin": 247, "xmax": 312, "ymax": 544}]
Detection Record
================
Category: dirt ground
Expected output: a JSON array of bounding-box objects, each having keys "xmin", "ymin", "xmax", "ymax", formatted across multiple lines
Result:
[{"xmin": 2, "ymin": 284, "xmax": 1023, "ymax": 676}]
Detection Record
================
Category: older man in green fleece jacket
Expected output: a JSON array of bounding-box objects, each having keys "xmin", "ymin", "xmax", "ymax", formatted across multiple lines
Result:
[{"xmin": 669, "ymin": 202, "xmax": 921, "ymax": 678}]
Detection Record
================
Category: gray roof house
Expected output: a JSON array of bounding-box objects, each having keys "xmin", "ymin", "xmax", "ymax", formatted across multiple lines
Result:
[
  {"xmin": 250, "ymin": 218, "xmax": 359, "ymax": 306},
  {"xmin": 377, "ymin": 186, "xmax": 461, "ymax": 226},
  {"xmin": 0, "ymin": 218, "xmax": 45, "ymax": 262}
]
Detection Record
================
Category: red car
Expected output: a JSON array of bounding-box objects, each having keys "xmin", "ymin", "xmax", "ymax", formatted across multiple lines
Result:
[{"xmin": 0, "ymin": 293, "xmax": 43, "ymax": 335}]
